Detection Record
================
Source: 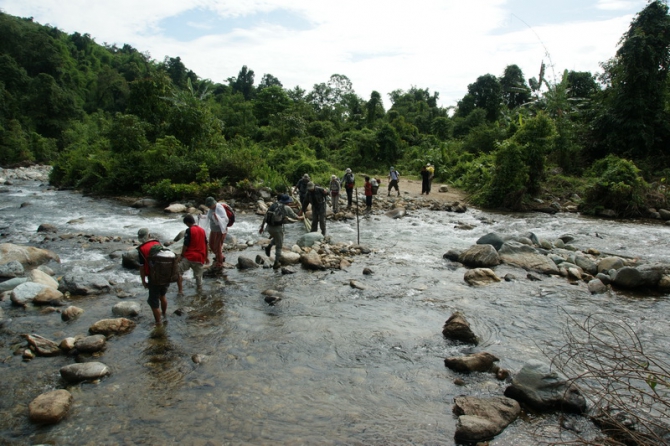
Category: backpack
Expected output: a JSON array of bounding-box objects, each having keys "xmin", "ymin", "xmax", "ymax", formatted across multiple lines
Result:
[
  {"xmin": 266, "ymin": 203, "xmax": 286, "ymax": 226},
  {"xmin": 222, "ymin": 203, "xmax": 235, "ymax": 227},
  {"xmin": 148, "ymin": 244, "xmax": 179, "ymax": 286}
]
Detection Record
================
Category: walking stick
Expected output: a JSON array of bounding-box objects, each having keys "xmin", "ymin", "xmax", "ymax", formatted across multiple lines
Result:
[{"xmin": 355, "ymin": 186, "xmax": 360, "ymax": 245}]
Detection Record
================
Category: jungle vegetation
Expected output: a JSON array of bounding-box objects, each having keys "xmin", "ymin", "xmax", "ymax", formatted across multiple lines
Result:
[{"xmin": 1, "ymin": 1, "xmax": 670, "ymax": 215}]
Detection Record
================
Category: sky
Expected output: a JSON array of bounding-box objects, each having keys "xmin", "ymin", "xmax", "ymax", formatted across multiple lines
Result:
[{"xmin": 0, "ymin": 0, "xmax": 650, "ymax": 108}]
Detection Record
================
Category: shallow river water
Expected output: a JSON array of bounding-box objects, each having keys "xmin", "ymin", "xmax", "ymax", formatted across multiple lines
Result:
[{"xmin": 1, "ymin": 177, "xmax": 669, "ymax": 445}]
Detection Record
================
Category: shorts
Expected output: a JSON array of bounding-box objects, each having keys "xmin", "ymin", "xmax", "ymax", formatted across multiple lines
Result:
[
  {"xmin": 147, "ymin": 283, "xmax": 169, "ymax": 309},
  {"xmin": 179, "ymin": 257, "xmax": 204, "ymax": 277}
]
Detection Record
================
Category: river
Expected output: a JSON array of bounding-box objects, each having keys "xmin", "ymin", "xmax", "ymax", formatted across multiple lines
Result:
[{"xmin": 1, "ymin": 172, "xmax": 669, "ymax": 445}]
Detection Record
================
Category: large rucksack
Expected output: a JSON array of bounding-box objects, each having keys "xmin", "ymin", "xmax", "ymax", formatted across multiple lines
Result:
[
  {"xmin": 148, "ymin": 244, "xmax": 179, "ymax": 286},
  {"xmin": 222, "ymin": 203, "xmax": 235, "ymax": 227},
  {"xmin": 266, "ymin": 203, "xmax": 285, "ymax": 226}
]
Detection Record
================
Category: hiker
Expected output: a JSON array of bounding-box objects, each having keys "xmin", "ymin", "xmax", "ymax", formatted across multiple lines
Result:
[
  {"xmin": 177, "ymin": 214, "xmax": 208, "ymax": 295},
  {"xmin": 259, "ymin": 194, "xmax": 304, "ymax": 269},
  {"xmin": 329, "ymin": 174, "xmax": 341, "ymax": 213},
  {"xmin": 137, "ymin": 228, "xmax": 169, "ymax": 326},
  {"xmin": 293, "ymin": 173, "xmax": 311, "ymax": 205},
  {"xmin": 205, "ymin": 196, "xmax": 229, "ymax": 270},
  {"xmin": 364, "ymin": 176, "xmax": 373, "ymax": 213},
  {"xmin": 299, "ymin": 182, "xmax": 329, "ymax": 236},
  {"xmin": 427, "ymin": 163, "xmax": 435, "ymax": 190},
  {"xmin": 341, "ymin": 168, "xmax": 355, "ymax": 209},
  {"xmin": 420, "ymin": 164, "xmax": 431, "ymax": 195},
  {"xmin": 388, "ymin": 166, "xmax": 400, "ymax": 196}
]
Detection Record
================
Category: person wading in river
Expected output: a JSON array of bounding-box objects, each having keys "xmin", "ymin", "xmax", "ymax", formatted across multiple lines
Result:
[
  {"xmin": 205, "ymin": 196, "xmax": 228, "ymax": 270},
  {"xmin": 177, "ymin": 215, "xmax": 208, "ymax": 295},
  {"xmin": 299, "ymin": 182, "xmax": 329, "ymax": 236},
  {"xmin": 259, "ymin": 194, "xmax": 304, "ymax": 269},
  {"xmin": 342, "ymin": 168, "xmax": 355, "ymax": 209},
  {"xmin": 137, "ymin": 228, "xmax": 169, "ymax": 326}
]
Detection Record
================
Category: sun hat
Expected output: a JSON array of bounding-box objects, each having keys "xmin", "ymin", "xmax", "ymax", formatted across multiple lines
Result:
[
  {"xmin": 307, "ymin": 181, "xmax": 315, "ymax": 190},
  {"xmin": 205, "ymin": 197, "xmax": 216, "ymax": 207},
  {"xmin": 426, "ymin": 163, "xmax": 431, "ymax": 167},
  {"xmin": 303, "ymin": 173, "xmax": 310, "ymax": 179},
  {"xmin": 345, "ymin": 168, "xmax": 352, "ymax": 173},
  {"xmin": 390, "ymin": 166, "xmax": 395, "ymax": 170},
  {"xmin": 331, "ymin": 175, "xmax": 337, "ymax": 180},
  {"xmin": 138, "ymin": 228, "xmax": 149, "ymax": 243},
  {"xmin": 278, "ymin": 194, "xmax": 293, "ymax": 204}
]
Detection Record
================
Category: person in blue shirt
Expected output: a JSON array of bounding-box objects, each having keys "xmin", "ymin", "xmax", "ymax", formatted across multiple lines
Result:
[{"xmin": 388, "ymin": 167, "xmax": 400, "ymax": 197}]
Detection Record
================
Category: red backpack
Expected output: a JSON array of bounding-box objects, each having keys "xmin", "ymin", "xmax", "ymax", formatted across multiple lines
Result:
[{"xmin": 221, "ymin": 203, "xmax": 235, "ymax": 227}]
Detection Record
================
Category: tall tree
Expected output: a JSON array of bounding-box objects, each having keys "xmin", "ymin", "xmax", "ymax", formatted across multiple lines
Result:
[
  {"xmin": 230, "ymin": 65, "xmax": 255, "ymax": 100},
  {"xmin": 500, "ymin": 64, "xmax": 531, "ymax": 109},
  {"xmin": 456, "ymin": 74, "xmax": 502, "ymax": 122}
]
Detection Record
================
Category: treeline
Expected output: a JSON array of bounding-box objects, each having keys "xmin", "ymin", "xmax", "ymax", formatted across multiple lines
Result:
[{"xmin": 1, "ymin": 1, "xmax": 669, "ymax": 214}]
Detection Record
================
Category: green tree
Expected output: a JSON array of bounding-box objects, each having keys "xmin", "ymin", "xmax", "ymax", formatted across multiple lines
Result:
[
  {"xmin": 456, "ymin": 74, "xmax": 502, "ymax": 122},
  {"xmin": 500, "ymin": 64, "xmax": 531, "ymax": 109},
  {"xmin": 230, "ymin": 65, "xmax": 255, "ymax": 100},
  {"xmin": 253, "ymin": 85, "xmax": 290, "ymax": 126}
]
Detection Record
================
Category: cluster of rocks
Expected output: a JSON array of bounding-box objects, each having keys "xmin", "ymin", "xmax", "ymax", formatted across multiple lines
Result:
[
  {"xmin": 442, "ymin": 311, "xmax": 587, "ymax": 443},
  {"xmin": 0, "ymin": 165, "xmax": 52, "ymax": 183},
  {"xmin": 238, "ymin": 232, "xmax": 373, "ymax": 275},
  {"xmin": 0, "ymin": 243, "xmax": 143, "ymax": 425},
  {"xmin": 444, "ymin": 231, "xmax": 670, "ymax": 294}
]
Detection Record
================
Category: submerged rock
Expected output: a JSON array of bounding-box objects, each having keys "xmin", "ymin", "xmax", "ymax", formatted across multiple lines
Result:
[
  {"xmin": 60, "ymin": 362, "xmax": 110, "ymax": 383},
  {"xmin": 29, "ymin": 389, "xmax": 73, "ymax": 424}
]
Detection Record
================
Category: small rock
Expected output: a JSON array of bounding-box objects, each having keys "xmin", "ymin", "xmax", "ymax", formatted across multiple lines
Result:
[{"xmin": 29, "ymin": 389, "xmax": 73, "ymax": 424}]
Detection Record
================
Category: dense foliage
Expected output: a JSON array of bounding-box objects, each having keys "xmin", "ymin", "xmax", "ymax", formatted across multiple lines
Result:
[{"xmin": 1, "ymin": 1, "xmax": 670, "ymax": 214}]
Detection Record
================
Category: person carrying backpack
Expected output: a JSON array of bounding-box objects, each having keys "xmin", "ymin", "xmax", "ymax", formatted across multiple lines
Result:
[
  {"xmin": 299, "ymin": 182, "xmax": 329, "ymax": 237},
  {"xmin": 177, "ymin": 215, "xmax": 208, "ymax": 295},
  {"xmin": 293, "ymin": 174, "xmax": 311, "ymax": 205},
  {"xmin": 388, "ymin": 166, "xmax": 400, "ymax": 197},
  {"xmin": 137, "ymin": 228, "xmax": 169, "ymax": 326},
  {"xmin": 205, "ymin": 196, "xmax": 229, "ymax": 271},
  {"xmin": 341, "ymin": 168, "xmax": 355, "ymax": 209},
  {"xmin": 329, "ymin": 175, "xmax": 341, "ymax": 213},
  {"xmin": 259, "ymin": 194, "xmax": 304, "ymax": 269}
]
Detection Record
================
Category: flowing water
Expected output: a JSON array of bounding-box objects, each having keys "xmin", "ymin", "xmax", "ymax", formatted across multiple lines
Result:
[{"xmin": 1, "ymin": 177, "xmax": 670, "ymax": 445}]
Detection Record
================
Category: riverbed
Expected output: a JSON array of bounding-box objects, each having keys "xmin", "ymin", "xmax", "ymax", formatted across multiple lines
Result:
[{"xmin": 1, "ymin": 173, "xmax": 669, "ymax": 445}]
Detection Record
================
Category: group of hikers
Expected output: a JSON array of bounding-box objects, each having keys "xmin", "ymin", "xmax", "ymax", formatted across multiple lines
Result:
[{"xmin": 137, "ymin": 163, "xmax": 436, "ymax": 326}]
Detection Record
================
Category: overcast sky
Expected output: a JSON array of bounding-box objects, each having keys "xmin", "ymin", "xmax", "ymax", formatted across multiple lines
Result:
[{"xmin": 0, "ymin": 0, "xmax": 649, "ymax": 108}]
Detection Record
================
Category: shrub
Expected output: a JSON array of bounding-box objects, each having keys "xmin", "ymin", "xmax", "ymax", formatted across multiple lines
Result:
[{"xmin": 584, "ymin": 155, "xmax": 648, "ymax": 216}]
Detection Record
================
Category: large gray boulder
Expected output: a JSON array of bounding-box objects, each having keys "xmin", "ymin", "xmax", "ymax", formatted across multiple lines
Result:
[
  {"xmin": 613, "ymin": 263, "xmax": 670, "ymax": 290},
  {"xmin": 458, "ymin": 244, "xmax": 500, "ymax": 268},
  {"xmin": 237, "ymin": 256, "xmax": 259, "ymax": 270},
  {"xmin": 296, "ymin": 232, "xmax": 324, "ymax": 248},
  {"xmin": 112, "ymin": 301, "xmax": 141, "ymax": 317},
  {"xmin": 10, "ymin": 282, "xmax": 49, "ymax": 306},
  {"xmin": 504, "ymin": 360, "xmax": 587, "ymax": 414},
  {"xmin": 58, "ymin": 274, "xmax": 111, "ymax": 295},
  {"xmin": 60, "ymin": 362, "xmax": 110, "ymax": 383},
  {"xmin": 476, "ymin": 232, "xmax": 505, "ymax": 251},
  {"xmin": 0, "ymin": 277, "xmax": 28, "ymax": 292},
  {"xmin": 28, "ymin": 269, "xmax": 59, "ymax": 289},
  {"xmin": 597, "ymin": 256, "xmax": 625, "ymax": 273},
  {"xmin": 385, "ymin": 208, "xmax": 406, "ymax": 219},
  {"xmin": 0, "ymin": 260, "xmax": 24, "ymax": 278},
  {"xmin": 29, "ymin": 389, "xmax": 73, "ymax": 424},
  {"xmin": 74, "ymin": 335, "xmax": 107, "ymax": 353},
  {"xmin": 121, "ymin": 249, "xmax": 140, "ymax": 269},
  {"xmin": 498, "ymin": 241, "xmax": 559, "ymax": 275},
  {"xmin": 0, "ymin": 243, "xmax": 60, "ymax": 267},
  {"xmin": 453, "ymin": 396, "xmax": 520, "ymax": 443},
  {"xmin": 300, "ymin": 250, "xmax": 326, "ymax": 270},
  {"xmin": 442, "ymin": 312, "xmax": 479, "ymax": 345}
]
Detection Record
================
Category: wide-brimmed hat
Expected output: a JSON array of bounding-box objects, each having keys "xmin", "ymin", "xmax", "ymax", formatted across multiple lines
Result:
[
  {"xmin": 331, "ymin": 175, "xmax": 337, "ymax": 180},
  {"xmin": 303, "ymin": 173, "xmax": 310, "ymax": 179},
  {"xmin": 138, "ymin": 228, "xmax": 149, "ymax": 243},
  {"xmin": 345, "ymin": 168, "xmax": 352, "ymax": 173},
  {"xmin": 307, "ymin": 181, "xmax": 315, "ymax": 190},
  {"xmin": 205, "ymin": 197, "xmax": 216, "ymax": 207},
  {"xmin": 390, "ymin": 166, "xmax": 395, "ymax": 170},
  {"xmin": 426, "ymin": 163, "xmax": 431, "ymax": 167},
  {"xmin": 278, "ymin": 194, "xmax": 293, "ymax": 204}
]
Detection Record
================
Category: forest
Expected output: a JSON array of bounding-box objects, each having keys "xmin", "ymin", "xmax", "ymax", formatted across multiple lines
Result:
[{"xmin": 1, "ymin": 1, "xmax": 669, "ymax": 216}]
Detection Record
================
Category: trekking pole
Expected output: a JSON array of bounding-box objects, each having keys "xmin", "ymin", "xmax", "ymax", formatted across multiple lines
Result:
[{"xmin": 355, "ymin": 186, "xmax": 360, "ymax": 245}]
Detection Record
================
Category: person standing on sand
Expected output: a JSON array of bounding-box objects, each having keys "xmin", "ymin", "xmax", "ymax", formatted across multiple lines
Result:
[
  {"xmin": 420, "ymin": 164, "xmax": 431, "ymax": 195},
  {"xmin": 137, "ymin": 228, "xmax": 169, "ymax": 326},
  {"xmin": 388, "ymin": 166, "xmax": 400, "ymax": 197}
]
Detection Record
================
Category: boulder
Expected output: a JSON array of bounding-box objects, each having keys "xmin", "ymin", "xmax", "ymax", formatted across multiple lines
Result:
[
  {"xmin": 476, "ymin": 233, "xmax": 505, "ymax": 251},
  {"xmin": 32, "ymin": 287, "xmax": 65, "ymax": 306},
  {"xmin": 89, "ymin": 318, "xmax": 136, "ymax": 336},
  {"xmin": 444, "ymin": 352, "xmax": 499, "ymax": 373},
  {"xmin": 29, "ymin": 389, "xmax": 73, "ymax": 424},
  {"xmin": 442, "ymin": 249, "xmax": 461, "ymax": 261},
  {"xmin": 37, "ymin": 223, "xmax": 58, "ymax": 233},
  {"xmin": 597, "ymin": 256, "xmax": 625, "ymax": 273},
  {"xmin": 458, "ymin": 244, "xmax": 500, "ymax": 268},
  {"xmin": 0, "ymin": 260, "xmax": 24, "ymax": 278},
  {"xmin": 587, "ymin": 279, "xmax": 608, "ymax": 294},
  {"xmin": 439, "ymin": 185, "xmax": 449, "ymax": 192},
  {"xmin": 164, "ymin": 203, "xmax": 187, "ymax": 213},
  {"xmin": 279, "ymin": 251, "xmax": 301, "ymax": 265},
  {"xmin": 442, "ymin": 312, "xmax": 479, "ymax": 345},
  {"xmin": 10, "ymin": 282, "xmax": 49, "ymax": 306},
  {"xmin": 300, "ymin": 250, "xmax": 325, "ymax": 270},
  {"xmin": 112, "ymin": 301, "xmax": 141, "ymax": 317},
  {"xmin": 237, "ymin": 256, "xmax": 259, "ymax": 270},
  {"xmin": 121, "ymin": 249, "xmax": 140, "ymax": 269},
  {"xmin": 0, "ymin": 243, "xmax": 60, "ymax": 267},
  {"xmin": 453, "ymin": 396, "xmax": 520, "ymax": 443},
  {"xmin": 574, "ymin": 255, "xmax": 598, "ymax": 276},
  {"xmin": 58, "ymin": 274, "xmax": 111, "ymax": 295},
  {"xmin": 74, "ymin": 335, "xmax": 107, "ymax": 353},
  {"xmin": 464, "ymin": 268, "xmax": 501, "ymax": 286},
  {"xmin": 296, "ymin": 232, "xmax": 324, "ymax": 248},
  {"xmin": 25, "ymin": 334, "xmax": 61, "ymax": 356},
  {"xmin": 498, "ymin": 241, "xmax": 559, "ymax": 275},
  {"xmin": 504, "ymin": 360, "xmax": 587, "ymax": 414},
  {"xmin": 61, "ymin": 306, "xmax": 84, "ymax": 321},
  {"xmin": 60, "ymin": 362, "xmax": 110, "ymax": 383},
  {"xmin": 385, "ymin": 208, "xmax": 406, "ymax": 219},
  {"xmin": 28, "ymin": 268, "xmax": 59, "ymax": 289},
  {"xmin": 0, "ymin": 276, "xmax": 28, "ymax": 292}
]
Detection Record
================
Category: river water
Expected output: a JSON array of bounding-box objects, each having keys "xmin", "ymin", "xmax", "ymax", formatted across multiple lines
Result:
[{"xmin": 1, "ymin": 176, "xmax": 669, "ymax": 445}]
